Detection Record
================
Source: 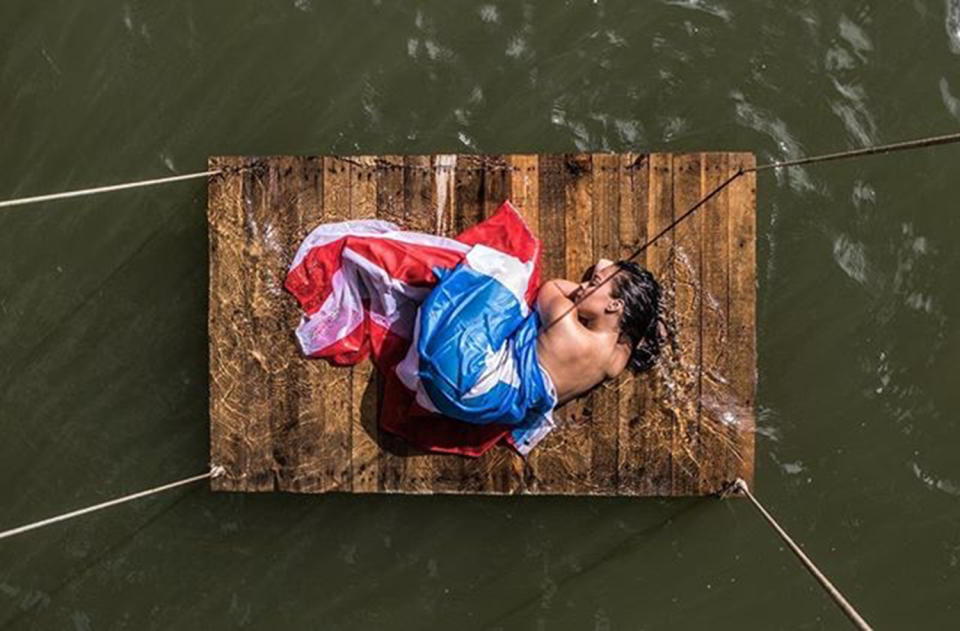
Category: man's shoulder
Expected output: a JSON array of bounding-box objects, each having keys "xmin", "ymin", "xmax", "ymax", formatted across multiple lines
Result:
[
  {"xmin": 538, "ymin": 309, "xmax": 598, "ymax": 355},
  {"xmin": 535, "ymin": 285, "xmax": 579, "ymax": 331},
  {"xmin": 540, "ymin": 315, "xmax": 630, "ymax": 379}
]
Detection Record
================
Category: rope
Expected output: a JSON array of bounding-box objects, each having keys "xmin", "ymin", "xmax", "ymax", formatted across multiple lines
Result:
[
  {"xmin": 0, "ymin": 169, "xmax": 226, "ymax": 209},
  {"xmin": 0, "ymin": 465, "xmax": 225, "ymax": 542},
  {"xmin": 541, "ymin": 129, "xmax": 960, "ymax": 333},
  {"xmin": 4, "ymin": 130, "xmax": 957, "ymax": 212},
  {"xmin": 750, "ymin": 129, "xmax": 960, "ymax": 172},
  {"xmin": 724, "ymin": 479, "xmax": 873, "ymax": 630}
]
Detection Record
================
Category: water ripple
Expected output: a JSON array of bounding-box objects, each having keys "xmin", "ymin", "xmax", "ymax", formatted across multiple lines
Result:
[
  {"xmin": 825, "ymin": 14, "xmax": 878, "ymax": 146},
  {"xmin": 730, "ymin": 90, "xmax": 813, "ymax": 192},
  {"xmin": 661, "ymin": 0, "xmax": 732, "ymax": 22},
  {"xmin": 832, "ymin": 233, "xmax": 870, "ymax": 287},
  {"xmin": 947, "ymin": 0, "xmax": 960, "ymax": 53},
  {"xmin": 939, "ymin": 77, "xmax": 960, "ymax": 119},
  {"xmin": 912, "ymin": 461, "xmax": 960, "ymax": 496},
  {"xmin": 478, "ymin": 4, "xmax": 499, "ymax": 24}
]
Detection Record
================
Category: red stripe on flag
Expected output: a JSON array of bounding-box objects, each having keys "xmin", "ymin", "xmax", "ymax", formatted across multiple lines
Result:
[{"xmin": 284, "ymin": 235, "xmax": 468, "ymax": 316}]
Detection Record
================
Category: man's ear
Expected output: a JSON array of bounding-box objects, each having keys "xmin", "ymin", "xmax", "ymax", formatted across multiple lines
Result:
[{"xmin": 606, "ymin": 298, "xmax": 623, "ymax": 313}]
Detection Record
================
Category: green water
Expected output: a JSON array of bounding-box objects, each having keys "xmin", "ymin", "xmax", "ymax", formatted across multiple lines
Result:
[{"xmin": 2, "ymin": 1, "xmax": 959, "ymax": 628}]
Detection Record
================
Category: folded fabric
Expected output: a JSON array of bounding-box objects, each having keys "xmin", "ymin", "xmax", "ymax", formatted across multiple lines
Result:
[{"xmin": 284, "ymin": 200, "xmax": 557, "ymax": 457}]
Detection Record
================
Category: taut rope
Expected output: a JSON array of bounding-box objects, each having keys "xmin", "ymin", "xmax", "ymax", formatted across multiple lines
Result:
[
  {"xmin": 0, "ymin": 466, "xmax": 225, "ymax": 542},
  {"xmin": 541, "ymin": 129, "xmax": 960, "ymax": 333},
  {"xmin": 0, "ymin": 169, "xmax": 228, "ymax": 209},
  {"xmin": 724, "ymin": 479, "xmax": 873, "ymax": 630}
]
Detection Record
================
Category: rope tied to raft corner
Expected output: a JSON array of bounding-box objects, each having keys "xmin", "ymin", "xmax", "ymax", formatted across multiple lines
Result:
[
  {"xmin": 0, "ymin": 168, "xmax": 236, "ymax": 210},
  {"xmin": 721, "ymin": 477, "xmax": 873, "ymax": 631},
  {"xmin": 0, "ymin": 464, "xmax": 225, "ymax": 543}
]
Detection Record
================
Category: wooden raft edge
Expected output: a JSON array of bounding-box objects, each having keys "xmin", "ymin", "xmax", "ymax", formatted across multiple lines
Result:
[{"xmin": 206, "ymin": 153, "xmax": 757, "ymax": 498}]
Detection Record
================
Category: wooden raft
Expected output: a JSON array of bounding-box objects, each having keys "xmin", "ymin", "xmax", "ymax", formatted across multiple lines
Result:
[{"xmin": 208, "ymin": 153, "xmax": 756, "ymax": 496}]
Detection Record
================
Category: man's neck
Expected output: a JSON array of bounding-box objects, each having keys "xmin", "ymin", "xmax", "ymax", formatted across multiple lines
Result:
[{"xmin": 578, "ymin": 312, "xmax": 619, "ymax": 334}]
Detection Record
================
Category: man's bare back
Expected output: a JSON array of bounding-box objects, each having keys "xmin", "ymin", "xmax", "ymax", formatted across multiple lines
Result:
[{"xmin": 535, "ymin": 259, "xmax": 632, "ymax": 405}]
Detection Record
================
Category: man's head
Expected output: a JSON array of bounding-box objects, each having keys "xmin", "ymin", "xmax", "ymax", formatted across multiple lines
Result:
[{"xmin": 575, "ymin": 258, "xmax": 663, "ymax": 373}]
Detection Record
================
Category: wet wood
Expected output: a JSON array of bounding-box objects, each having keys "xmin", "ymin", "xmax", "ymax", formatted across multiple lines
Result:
[
  {"xmin": 526, "ymin": 154, "xmax": 567, "ymax": 493},
  {"xmin": 589, "ymin": 153, "xmax": 621, "ymax": 490},
  {"xmin": 698, "ymin": 153, "xmax": 734, "ymax": 493},
  {"xmin": 208, "ymin": 152, "xmax": 756, "ymax": 496},
  {"xmin": 397, "ymin": 154, "xmax": 441, "ymax": 493},
  {"xmin": 670, "ymin": 153, "xmax": 703, "ymax": 495},
  {"xmin": 349, "ymin": 155, "xmax": 380, "ymax": 493},
  {"xmin": 639, "ymin": 153, "xmax": 675, "ymax": 495},
  {"xmin": 278, "ymin": 156, "xmax": 327, "ymax": 492},
  {"xmin": 616, "ymin": 153, "xmax": 649, "ymax": 491},
  {"xmin": 374, "ymin": 154, "xmax": 408, "ymax": 492},
  {"xmin": 463, "ymin": 154, "xmax": 524, "ymax": 493},
  {"xmin": 727, "ymin": 153, "xmax": 757, "ymax": 488}
]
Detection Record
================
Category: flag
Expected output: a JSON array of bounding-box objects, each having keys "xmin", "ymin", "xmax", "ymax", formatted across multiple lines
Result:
[{"xmin": 284, "ymin": 200, "xmax": 557, "ymax": 457}]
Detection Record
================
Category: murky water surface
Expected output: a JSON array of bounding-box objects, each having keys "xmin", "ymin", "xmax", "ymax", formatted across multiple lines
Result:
[{"xmin": 2, "ymin": 1, "xmax": 959, "ymax": 628}]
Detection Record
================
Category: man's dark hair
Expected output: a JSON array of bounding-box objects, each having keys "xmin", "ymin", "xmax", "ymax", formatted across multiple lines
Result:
[{"xmin": 609, "ymin": 260, "xmax": 663, "ymax": 373}]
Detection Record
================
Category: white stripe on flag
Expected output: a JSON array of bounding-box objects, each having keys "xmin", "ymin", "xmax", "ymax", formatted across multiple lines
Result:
[
  {"xmin": 464, "ymin": 243, "xmax": 534, "ymax": 318},
  {"xmin": 289, "ymin": 219, "xmax": 471, "ymax": 271}
]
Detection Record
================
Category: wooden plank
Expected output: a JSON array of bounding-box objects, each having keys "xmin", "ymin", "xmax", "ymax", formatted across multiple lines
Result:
[
  {"xmin": 273, "ymin": 156, "xmax": 327, "ymax": 492},
  {"xmin": 454, "ymin": 154, "xmax": 484, "ymax": 234},
  {"xmin": 615, "ymin": 153, "xmax": 649, "ymax": 494},
  {"xmin": 638, "ymin": 153, "xmax": 675, "ymax": 495},
  {"xmin": 669, "ymin": 153, "xmax": 703, "ymax": 494},
  {"xmin": 374, "ymin": 154, "xmax": 409, "ymax": 492},
  {"xmin": 728, "ymin": 153, "xmax": 757, "ymax": 489},
  {"xmin": 485, "ymin": 153, "xmax": 525, "ymax": 493},
  {"xmin": 243, "ymin": 160, "xmax": 279, "ymax": 491},
  {"xmin": 508, "ymin": 154, "xmax": 539, "ymax": 238},
  {"xmin": 563, "ymin": 153, "xmax": 597, "ymax": 493},
  {"xmin": 349, "ymin": 155, "xmax": 381, "ymax": 493},
  {"xmin": 457, "ymin": 154, "xmax": 525, "ymax": 494},
  {"xmin": 508, "ymin": 152, "xmax": 541, "ymax": 494},
  {"xmin": 434, "ymin": 154, "xmax": 457, "ymax": 237},
  {"xmin": 589, "ymin": 153, "xmax": 620, "ymax": 491},
  {"xmin": 530, "ymin": 154, "xmax": 595, "ymax": 494},
  {"xmin": 399, "ymin": 153, "xmax": 461, "ymax": 493},
  {"xmin": 697, "ymin": 153, "xmax": 733, "ymax": 494},
  {"xmin": 209, "ymin": 156, "xmax": 261, "ymax": 492},
  {"xmin": 311, "ymin": 157, "xmax": 354, "ymax": 492},
  {"xmin": 482, "ymin": 154, "xmax": 511, "ymax": 219},
  {"xmin": 525, "ymin": 154, "xmax": 566, "ymax": 493},
  {"xmin": 230, "ymin": 160, "xmax": 282, "ymax": 491},
  {"xmin": 390, "ymin": 154, "xmax": 447, "ymax": 493},
  {"xmin": 450, "ymin": 154, "xmax": 487, "ymax": 492},
  {"xmin": 534, "ymin": 152, "xmax": 562, "ymax": 280}
]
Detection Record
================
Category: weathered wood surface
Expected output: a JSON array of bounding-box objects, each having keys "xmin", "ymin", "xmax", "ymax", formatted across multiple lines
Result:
[{"xmin": 208, "ymin": 153, "xmax": 756, "ymax": 496}]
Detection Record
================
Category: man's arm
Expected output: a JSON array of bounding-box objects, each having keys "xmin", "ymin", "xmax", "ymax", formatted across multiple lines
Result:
[
  {"xmin": 536, "ymin": 279, "xmax": 580, "ymax": 325},
  {"xmin": 545, "ymin": 278, "xmax": 580, "ymax": 299}
]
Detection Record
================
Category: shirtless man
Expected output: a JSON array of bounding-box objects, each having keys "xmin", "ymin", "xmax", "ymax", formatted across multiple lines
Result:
[{"xmin": 536, "ymin": 257, "xmax": 663, "ymax": 405}]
